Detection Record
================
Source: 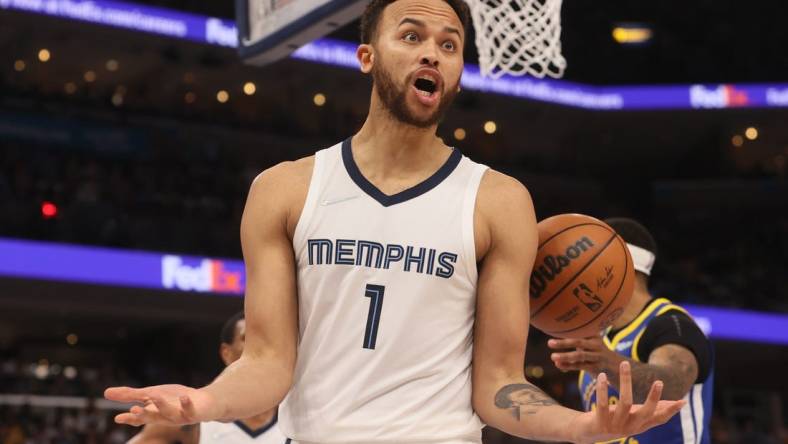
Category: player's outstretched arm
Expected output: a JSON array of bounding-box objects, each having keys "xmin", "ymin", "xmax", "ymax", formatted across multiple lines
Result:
[
  {"xmin": 470, "ymin": 171, "xmax": 686, "ymax": 443},
  {"xmin": 548, "ymin": 336, "xmax": 700, "ymax": 403},
  {"xmin": 106, "ymin": 160, "xmax": 309, "ymax": 427}
]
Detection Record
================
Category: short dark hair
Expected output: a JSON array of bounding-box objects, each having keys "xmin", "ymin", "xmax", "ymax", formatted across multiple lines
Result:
[
  {"xmin": 360, "ymin": 0, "xmax": 471, "ymax": 45},
  {"xmin": 220, "ymin": 311, "xmax": 244, "ymax": 345},
  {"xmin": 604, "ymin": 218, "xmax": 658, "ymax": 260}
]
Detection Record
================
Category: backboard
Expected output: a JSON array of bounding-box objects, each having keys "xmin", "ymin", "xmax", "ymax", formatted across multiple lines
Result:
[{"xmin": 236, "ymin": 0, "xmax": 369, "ymax": 66}]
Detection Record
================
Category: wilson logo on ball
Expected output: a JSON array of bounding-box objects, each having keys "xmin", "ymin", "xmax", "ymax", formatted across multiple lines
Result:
[{"xmin": 530, "ymin": 236, "xmax": 595, "ymax": 299}]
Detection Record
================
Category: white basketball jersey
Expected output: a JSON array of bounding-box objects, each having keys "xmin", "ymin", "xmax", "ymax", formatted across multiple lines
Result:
[
  {"xmin": 198, "ymin": 417, "xmax": 289, "ymax": 444},
  {"xmin": 280, "ymin": 138, "xmax": 488, "ymax": 443}
]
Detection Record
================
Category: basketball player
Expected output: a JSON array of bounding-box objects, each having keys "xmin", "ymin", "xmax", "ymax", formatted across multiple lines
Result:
[
  {"xmin": 105, "ymin": 1, "xmax": 687, "ymax": 442},
  {"xmin": 548, "ymin": 218, "xmax": 714, "ymax": 444},
  {"xmin": 127, "ymin": 312, "xmax": 288, "ymax": 444}
]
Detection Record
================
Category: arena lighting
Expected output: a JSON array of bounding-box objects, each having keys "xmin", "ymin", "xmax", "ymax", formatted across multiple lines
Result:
[
  {"xmin": 41, "ymin": 202, "xmax": 58, "ymax": 218},
  {"xmin": 243, "ymin": 82, "xmax": 256, "ymax": 95},
  {"xmin": 37, "ymin": 48, "xmax": 51, "ymax": 62},
  {"xmin": 745, "ymin": 127, "xmax": 759, "ymax": 140},
  {"xmin": 66, "ymin": 333, "xmax": 78, "ymax": 346},
  {"xmin": 0, "ymin": 237, "xmax": 783, "ymax": 344},
  {"xmin": 63, "ymin": 366, "xmax": 77, "ymax": 379},
  {"xmin": 83, "ymin": 70, "xmax": 96, "ymax": 82},
  {"xmin": 14, "ymin": 59, "xmax": 26, "ymax": 71},
  {"xmin": 313, "ymin": 93, "xmax": 326, "ymax": 106},
  {"xmin": 105, "ymin": 59, "xmax": 119, "ymax": 71},
  {"xmin": 483, "ymin": 121, "xmax": 497, "ymax": 134},
  {"xmin": 4, "ymin": 0, "xmax": 788, "ymax": 110},
  {"xmin": 454, "ymin": 128, "xmax": 466, "ymax": 141},
  {"xmin": 34, "ymin": 363, "xmax": 49, "ymax": 379},
  {"xmin": 612, "ymin": 24, "xmax": 653, "ymax": 45},
  {"xmin": 732, "ymin": 135, "xmax": 744, "ymax": 147},
  {"xmin": 111, "ymin": 92, "xmax": 124, "ymax": 106},
  {"xmin": 64, "ymin": 82, "xmax": 77, "ymax": 94},
  {"xmin": 216, "ymin": 90, "xmax": 229, "ymax": 103}
]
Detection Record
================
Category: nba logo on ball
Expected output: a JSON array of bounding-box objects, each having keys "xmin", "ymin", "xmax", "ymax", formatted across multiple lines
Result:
[
  {"xmin": 529, "ymin": 214, "xmax": 635, "ymax": 339},
  {"xmin": 161, "ymin": 255, "xmax": 244, "ymax": 294}
]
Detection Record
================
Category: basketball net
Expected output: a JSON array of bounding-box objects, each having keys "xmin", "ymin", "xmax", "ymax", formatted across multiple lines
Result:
[{"xmin": 465, "ymin": 0, "xmax": 567, "ymax": 79}]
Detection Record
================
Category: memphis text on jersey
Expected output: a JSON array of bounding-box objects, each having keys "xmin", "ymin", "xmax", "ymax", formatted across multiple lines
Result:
[{"xmin": 307, "ymin": 238, "xmax": 458, "ymax": 279}]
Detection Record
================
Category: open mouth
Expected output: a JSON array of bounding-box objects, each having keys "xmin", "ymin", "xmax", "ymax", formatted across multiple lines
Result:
[{"xmin": 414, "ymin": 77, "xmax": 437, "ymax": 96}]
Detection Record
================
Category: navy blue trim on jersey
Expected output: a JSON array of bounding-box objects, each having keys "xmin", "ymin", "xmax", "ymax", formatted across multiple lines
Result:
[
  {"xmin": 233, "ymin": 413, "xmax": 277, "ymax": 438},
  {"xmin": 342, "ymin": 137, "xmax": 462, "ymax": 207}
]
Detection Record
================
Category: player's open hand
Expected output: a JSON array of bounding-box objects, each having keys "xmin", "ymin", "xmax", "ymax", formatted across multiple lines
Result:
[
  {"xmin": 568, "ymin": 361, "xmax": 685, "ymax": 444},
  {"xmin": 548, "ymin": 336, "xmax": 623, "ymax": 376},
  {"xmin": 105, "ymin": 384, "xmax": 219, "ymax": 427}
]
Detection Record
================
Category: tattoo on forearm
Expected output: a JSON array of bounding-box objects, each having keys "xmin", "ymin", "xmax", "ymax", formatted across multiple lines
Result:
[
  {"xmin": 494, "ymin": 383, "xmax": 559, "ymax": 420},
  {"xmin": 623, "ymin": 349, "xmax": 697, "ymax": 403}
]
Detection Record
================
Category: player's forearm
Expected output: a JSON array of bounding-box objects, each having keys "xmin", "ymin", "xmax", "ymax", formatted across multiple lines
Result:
[
  {"xmin": 201, "ymin": 352, "xmax": 293, "ymax": 421},
  {"xmin": 604, "ymin": 360, "xmax": 687, "ymax": 403},
  {"xmin": 474, "ymin": 378, "xmax": 583, "ymax": 442}
]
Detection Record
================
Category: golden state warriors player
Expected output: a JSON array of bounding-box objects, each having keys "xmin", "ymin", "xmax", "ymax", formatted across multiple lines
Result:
[
  {"xmin": 548, "ymin": 218, "xmax": 714, "ymax": 444},
  {"xmin": 127, "ymin": 312, "xmax": 288, "ymax": 444},
  {"xmin": 105, "ymin": 1, "xmax": 687, "ymax": 442}
]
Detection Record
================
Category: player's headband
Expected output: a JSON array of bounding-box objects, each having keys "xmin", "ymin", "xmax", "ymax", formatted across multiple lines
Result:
[{"xmin": 626, "ymin": 243, "xmax": 655, "ymax": 276}]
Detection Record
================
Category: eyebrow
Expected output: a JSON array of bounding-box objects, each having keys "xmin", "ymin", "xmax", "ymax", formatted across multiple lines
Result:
[{"xmin": 398, "ymin": 17, "xmax": 462, "ymax": 39}]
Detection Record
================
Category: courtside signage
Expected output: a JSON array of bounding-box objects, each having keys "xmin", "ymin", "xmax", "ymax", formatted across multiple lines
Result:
[
  {"xmin": 0, "ymin": 237, "xmax": 785, "ymax": 343},
  {"xmin": 0, "ymin": 237, "xmax": 243, "ymax": 295}
]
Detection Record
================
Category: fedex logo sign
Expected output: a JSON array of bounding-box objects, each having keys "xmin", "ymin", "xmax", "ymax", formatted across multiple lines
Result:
[
  {"xmin": 689, "ymin": 84, "xmax": 750, "ymax": 108},
  {"xmin": 205, "ymin": 18, "xmax": 237, "ymax": 48},
  {"xmin": 161, "ymin": 255, "xmax": 244, "ymax": 294}
]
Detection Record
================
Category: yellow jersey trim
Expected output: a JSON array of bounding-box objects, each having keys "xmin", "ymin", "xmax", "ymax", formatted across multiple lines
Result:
[
  {"xmin": 631, "ymin": 303, "xmax": 691, "ymax": 361},
  {"xmin": 609, "ymin": 298, "xmax": 671, "ymax": 349}
]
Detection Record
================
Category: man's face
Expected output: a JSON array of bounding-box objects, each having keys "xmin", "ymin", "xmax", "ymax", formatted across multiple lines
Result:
[
  {"xmin": 220, "ymin": 319, "xmax": 245, "ymax": 366},
  {"xmin": 509, "ymin": 388, "xmax": 535, "ymax": 406},
  {"xmin": 367, "ymin": 0, "xmax": 464, "ymax": 127}
]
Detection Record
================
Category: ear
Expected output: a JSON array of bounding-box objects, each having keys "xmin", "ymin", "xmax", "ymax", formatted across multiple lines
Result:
[
  {"xmin": 357, "ymin": 43, "xmax": 374, "ymax": 74},
  {"xmin": 219, "ymin": 344, "xmax": 232, "ymax": 366}
]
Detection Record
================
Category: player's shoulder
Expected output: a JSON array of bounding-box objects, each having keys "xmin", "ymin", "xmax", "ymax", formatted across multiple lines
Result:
[
  {"xmin": 244, "ymin": 156, "xmax": 316, "ymax": 237},
  {"xmin": 474, "ymin": 169, "xmax": 537, "ymax": 258},
  {"xmin": 251, "ymin": 155, "xmax": 315, "ymax": 192},
  {"xmin": 476, "ymin": 168, "xmax": 534, "ymax": 219},
  {"xmin": 246, "ymin": 156, "xmax": 314, "ymax": 209}
]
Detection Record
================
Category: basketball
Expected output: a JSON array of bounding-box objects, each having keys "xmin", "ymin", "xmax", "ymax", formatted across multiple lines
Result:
[{"xmin": 529, "ymin": 214, "xmax": 635, "ymax": 339}]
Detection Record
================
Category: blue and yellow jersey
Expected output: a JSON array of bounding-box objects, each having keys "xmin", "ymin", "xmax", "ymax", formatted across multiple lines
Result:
[{"xmin": 578, "ymin": 298, "xmax": 714, "ymax": 444}]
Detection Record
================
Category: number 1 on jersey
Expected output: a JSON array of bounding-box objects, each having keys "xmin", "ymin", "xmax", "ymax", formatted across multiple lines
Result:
[{"xmin": 363, "ymin": 284, "xmax": 385, "ymax": 349}]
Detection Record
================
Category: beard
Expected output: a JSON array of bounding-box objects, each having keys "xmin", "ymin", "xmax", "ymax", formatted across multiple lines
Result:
[{"xmin": 372, "ymin": 62, "xmax": 459, "ymax": 129}]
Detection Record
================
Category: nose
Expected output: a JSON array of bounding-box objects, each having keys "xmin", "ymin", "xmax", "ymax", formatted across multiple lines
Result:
[
  {"xmin": 419, "ymin": 41, "xmax": 439, "ymax": 68},
  {"xmin": 421, "ymin": 56, "xmax": 439, "ymax": 68}
]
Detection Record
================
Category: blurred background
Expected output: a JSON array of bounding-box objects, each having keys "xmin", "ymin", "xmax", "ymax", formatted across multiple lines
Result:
[{"xmin": 0, "ymin": 0, "xmax": 786, "ymax": 443}]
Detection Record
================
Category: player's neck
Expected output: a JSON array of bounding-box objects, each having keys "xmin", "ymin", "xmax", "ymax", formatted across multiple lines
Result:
[
  {"xmin": 239, "ymin": 408, "xmax": 276, "ymax": 430},
  {"xmin": 611, "ymin": 279, "xmax": 653, "ymax": 329},
  {"xmin": 359, "ymin": 103, "xmax": 442, "ymax": 148},
  {"xmin": 353, "ymin": 113, "xmax": 450, "ymax": 181}
]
